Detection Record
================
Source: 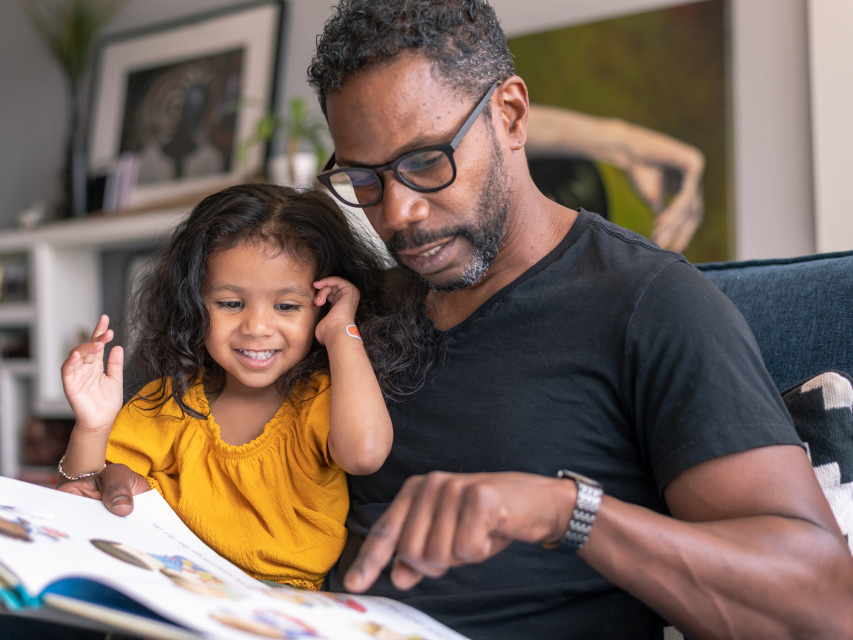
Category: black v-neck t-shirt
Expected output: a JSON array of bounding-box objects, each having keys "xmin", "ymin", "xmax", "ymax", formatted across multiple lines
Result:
[{"xmin": 331, "ymin": 209, "xmax": 801, "ymax": 640}]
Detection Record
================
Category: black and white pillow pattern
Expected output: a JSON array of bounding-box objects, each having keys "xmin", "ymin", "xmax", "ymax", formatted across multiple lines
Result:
[{"xmin": 782, "ymin": 370, "xmax": 853, "ymax": 554}]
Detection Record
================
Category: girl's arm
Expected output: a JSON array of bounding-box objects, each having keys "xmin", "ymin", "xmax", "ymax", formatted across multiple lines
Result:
[
  {"xmin": 314, "ymin": 277, "xmax": 393, "ymax": 475},
  {"xmin": 58, "ymin": 314, "xmax": 124, "ymax": 486}
]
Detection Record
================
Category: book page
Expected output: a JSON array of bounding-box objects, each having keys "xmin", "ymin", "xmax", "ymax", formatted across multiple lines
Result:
[{"xmin": 0, "ymin": 476, "xmax": 468, "ymax": 640}]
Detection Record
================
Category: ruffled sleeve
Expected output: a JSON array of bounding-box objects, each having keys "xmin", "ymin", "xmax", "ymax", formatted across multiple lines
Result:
[{"xmin": 106, "ymin": 378, "xmax": 190, "ymax": 481}]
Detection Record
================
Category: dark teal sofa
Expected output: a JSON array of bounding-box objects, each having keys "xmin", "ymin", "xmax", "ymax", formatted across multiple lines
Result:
[{"xmin": 698, "ymin": 250, "xmax": 853, "ymax": 391}]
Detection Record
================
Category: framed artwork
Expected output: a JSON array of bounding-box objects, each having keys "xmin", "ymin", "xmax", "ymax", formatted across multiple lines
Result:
[
  {"xmin": 88, "ymin": 0, "xmax": 285, "ymax": 210},
  {"xmin": 508, "ymin": 0, "xmax": 731, "ymax": 262}
]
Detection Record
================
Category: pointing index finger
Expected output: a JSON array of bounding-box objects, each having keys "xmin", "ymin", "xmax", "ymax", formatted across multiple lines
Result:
[{"xmin": 344, "ymin": 478, "xmax": 420, "ymax": 593}]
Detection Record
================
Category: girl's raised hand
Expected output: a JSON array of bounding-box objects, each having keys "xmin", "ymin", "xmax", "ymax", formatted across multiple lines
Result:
[
  {"xmin": 61, "ymin": 314, "xmax": 124, "ymax": 434},
  {"xmin": 314, "ymin": 276, "xmax": 361, "ymax": 345}
]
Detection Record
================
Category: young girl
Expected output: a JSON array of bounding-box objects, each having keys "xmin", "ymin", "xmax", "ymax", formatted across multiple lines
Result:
[{"xmin": 57, "ymin": 183, "xmax": 433, "ymax": 590}]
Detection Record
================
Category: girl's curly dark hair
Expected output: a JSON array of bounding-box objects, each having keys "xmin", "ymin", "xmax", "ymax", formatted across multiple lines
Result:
[
  {"xmin": 126, "ymin": 183, "xmax": 438, "ymax": 419},
  {"xmin": 307, "ymin": 0, "xmax": 515, "ymax": 117}
]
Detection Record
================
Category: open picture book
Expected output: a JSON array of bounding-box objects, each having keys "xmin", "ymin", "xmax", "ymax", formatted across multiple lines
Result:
[{"xmin": 0, "ymin": 475, "xmax": 468, "ymax": 640}]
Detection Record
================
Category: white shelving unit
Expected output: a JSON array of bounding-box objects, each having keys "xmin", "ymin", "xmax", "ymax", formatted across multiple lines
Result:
[{"xmin": 0, "ymin": 207, "xmax": 187, "ymax": 478}]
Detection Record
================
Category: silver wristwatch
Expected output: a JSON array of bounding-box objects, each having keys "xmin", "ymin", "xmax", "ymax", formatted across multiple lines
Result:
[{"xmin": 553, "ymin": 469, "xmax": 604, "ymax": 551}]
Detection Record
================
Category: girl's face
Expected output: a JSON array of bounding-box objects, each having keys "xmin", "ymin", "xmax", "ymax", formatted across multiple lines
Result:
[{"xmin": 202, "ymin": 240, "xmax": 321, "ymax": 396}]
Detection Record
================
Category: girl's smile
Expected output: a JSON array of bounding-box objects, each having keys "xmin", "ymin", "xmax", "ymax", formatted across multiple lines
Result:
[
  {"xmin": 234, "ymin": 349, "xmax": 281, "ymax": 369},
  {"xmin": 236, "ymin": 349, "xmax": 280, "ymax": 362}
]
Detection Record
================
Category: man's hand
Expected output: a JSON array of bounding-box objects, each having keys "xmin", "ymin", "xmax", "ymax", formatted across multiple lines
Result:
[
  {"xmin": 57, "ymin": 464, "xmax": 151, "ymax": 517},
  {"xmin": 343, "ymin": 471, "xmax": 576, "ymax": 592}
]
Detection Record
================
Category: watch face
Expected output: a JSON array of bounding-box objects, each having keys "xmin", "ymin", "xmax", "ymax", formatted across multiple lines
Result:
[{"xmin": 558, "ymin": 469, "xmax": 603, "ymax": 488}]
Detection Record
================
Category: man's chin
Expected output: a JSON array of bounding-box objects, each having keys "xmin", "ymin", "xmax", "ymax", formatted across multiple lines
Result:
[
  {"xmin": 399, "ymin": 265, "xmax": 464, "ymax": 292},
  {"xmin": 400, "ymin": 260, "xmax": 490, "ymax": 293},
  {"xmin": 392, "ymin": 259, "xmax": 464, "ymax": 292},
  {"xmin": 425, "ymin": 277, "xmax": 469, "ymax": 293}
]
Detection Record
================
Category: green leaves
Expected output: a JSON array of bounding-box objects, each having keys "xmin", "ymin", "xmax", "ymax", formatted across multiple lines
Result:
[
  {"xmin": 21, "ymin": 0, "xmax": 127, "ymax": 88},
  {"xmin": 237, "ymin": 96, "xmax": 330, "ymax": 173}
]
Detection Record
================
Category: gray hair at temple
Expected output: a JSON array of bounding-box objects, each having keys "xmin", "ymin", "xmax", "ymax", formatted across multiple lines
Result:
[{"xmin": 307, "ymin": 0, "xmax": 515, "ymax": 118}]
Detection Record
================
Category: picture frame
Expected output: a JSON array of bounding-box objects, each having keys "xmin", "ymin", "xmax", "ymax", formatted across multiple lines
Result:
[
  {"xmin": 88, "ymin": 0, "xmax": 285, "ymax": 210},
  {"xmin": 507, "ymin": 0, "xmax": 731, "ymax": 263}
]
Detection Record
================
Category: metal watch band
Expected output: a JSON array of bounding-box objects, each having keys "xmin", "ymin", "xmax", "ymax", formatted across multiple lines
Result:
[{"xmin": 555, "ymin": 469, "xmax": 604, "ymax": 551}]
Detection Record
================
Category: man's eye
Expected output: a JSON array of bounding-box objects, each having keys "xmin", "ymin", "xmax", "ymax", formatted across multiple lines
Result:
[
  {"xmin": 401, "ymin": 150, "xmax": 444, "ymax": 172},
  {"xmin": 275, "ymin": 303, "xmax": 300, "ymax": 312},
  {"xmin": 216, "ymin": 301, "xmax": 243, "ymax": 310}
]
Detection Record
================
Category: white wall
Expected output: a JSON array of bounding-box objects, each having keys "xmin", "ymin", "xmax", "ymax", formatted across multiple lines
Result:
[
  {"xmin": 0, "ymin": 0, "xmax": 820, "ymax": 259},
  {"xmin": 731, "ymin": 0, "xmax": 815, "ymax": 258},
  {"xmin": 808, "ymin": 0, "xmax": 853, "ymax": 254}
]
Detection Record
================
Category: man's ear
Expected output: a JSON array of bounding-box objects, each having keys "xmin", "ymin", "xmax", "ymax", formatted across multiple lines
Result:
[{"xmin": 494, "ymin": 76, "xmax": 529, "ymax": 150}]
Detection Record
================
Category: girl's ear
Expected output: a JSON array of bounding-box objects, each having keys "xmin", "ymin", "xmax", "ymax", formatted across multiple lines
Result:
[{"xmin": 494, "ymin": 75, "xmax": 529, "ymax": 151}]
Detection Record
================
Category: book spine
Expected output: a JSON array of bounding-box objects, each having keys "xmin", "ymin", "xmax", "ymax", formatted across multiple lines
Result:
[{"xmin": 0, "ymin": 585, "xmax": 23, "ymax": 610}]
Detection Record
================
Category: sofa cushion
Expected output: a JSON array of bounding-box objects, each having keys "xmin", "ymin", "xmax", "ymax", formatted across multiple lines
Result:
[
  {"xmin": 698, "ymin": 250, "xmax": 853, "ymax": 391},
  {"xmin": 782, "ymin": 370, "xmax": 853, "ymax": 553}
]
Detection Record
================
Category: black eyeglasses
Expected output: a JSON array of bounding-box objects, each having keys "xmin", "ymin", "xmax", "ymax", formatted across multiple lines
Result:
[{"xmin": 317, "ymin": 80, "xmax": 500, "ymax": 208}]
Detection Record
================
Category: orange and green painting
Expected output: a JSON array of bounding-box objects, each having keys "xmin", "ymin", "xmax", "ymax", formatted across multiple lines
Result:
[{"xmin": 509, "ymin": 0, "xmax": 730, "ymax": 262}]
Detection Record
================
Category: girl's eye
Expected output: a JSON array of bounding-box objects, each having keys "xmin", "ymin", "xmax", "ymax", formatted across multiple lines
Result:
[
  {"xmin": 275, "ymin": 303, "xmax": 300, "ymax": 312},
  {"xmin": 217, "ymin": 301, "xmax": 243, "ymax": 310}
]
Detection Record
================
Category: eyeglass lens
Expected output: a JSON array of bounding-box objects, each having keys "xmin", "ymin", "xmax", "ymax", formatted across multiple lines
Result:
[{"xmin": 327, "ymin": 148, "xmax": 454, "ymax": 207}]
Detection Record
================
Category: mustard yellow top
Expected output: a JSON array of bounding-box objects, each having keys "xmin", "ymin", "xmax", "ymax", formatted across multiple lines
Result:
[{"xmin": 105, "ymin": 374, "xmax": 347, "ymax": 590}]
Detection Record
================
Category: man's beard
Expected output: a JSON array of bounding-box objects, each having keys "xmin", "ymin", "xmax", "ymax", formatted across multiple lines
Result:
[{"xmin": 387, "ymin": 144, "xmax": 510, "ymax": 293}]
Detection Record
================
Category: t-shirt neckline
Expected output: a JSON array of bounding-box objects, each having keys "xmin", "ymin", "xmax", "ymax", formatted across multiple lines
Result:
[{"xmin": 440, "ymin": 208, "xmax": 593, "ymax": 336}]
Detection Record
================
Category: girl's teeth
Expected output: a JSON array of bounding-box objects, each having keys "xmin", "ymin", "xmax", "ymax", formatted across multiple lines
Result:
[
  {"xmin": 239, "ymin": 349, "xmax": 276, "ymax": 360},
  {"xmin": 420, "ymin": 244, "xmax": 444, "ymax": 258}
]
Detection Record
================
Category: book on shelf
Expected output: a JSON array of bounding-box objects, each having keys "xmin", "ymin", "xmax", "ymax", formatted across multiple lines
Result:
[{"xmin": 0, "ymin": 476, "xmax": 468, "ymax": 640}]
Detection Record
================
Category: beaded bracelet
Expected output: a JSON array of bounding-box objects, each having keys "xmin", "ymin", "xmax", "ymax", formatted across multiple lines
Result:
[{"xmin": 57, "ymin": 454, "xmax": 106, "ymax": 481}]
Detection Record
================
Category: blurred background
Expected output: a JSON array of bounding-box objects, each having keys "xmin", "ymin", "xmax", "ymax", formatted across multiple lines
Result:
[{"xmin": 1, "ymin": 0, "xmax": 850, "ymax": 260}]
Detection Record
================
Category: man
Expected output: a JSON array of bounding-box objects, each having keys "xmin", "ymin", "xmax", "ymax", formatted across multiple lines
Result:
[
  {"xmin": 304, "ymin": 1, "xmax": 853, "ymax": 638},
  {"xmin": 51, "ymin": 2, "xmax": 851, "ymax": 640}
]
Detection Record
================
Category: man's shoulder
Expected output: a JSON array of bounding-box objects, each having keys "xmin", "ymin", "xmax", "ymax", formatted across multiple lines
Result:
[
  {"xmin": 545, "ymin": 210, "xmax": 689, "ymax": 287},
  {"xmin": 582, "ymin": 210, "xmax": 685, "ymax": 265}
]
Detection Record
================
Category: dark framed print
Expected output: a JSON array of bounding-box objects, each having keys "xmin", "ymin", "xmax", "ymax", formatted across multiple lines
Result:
[{"xmin": 88, "ymin": 1, "xmax": 285, "ymax": 209}]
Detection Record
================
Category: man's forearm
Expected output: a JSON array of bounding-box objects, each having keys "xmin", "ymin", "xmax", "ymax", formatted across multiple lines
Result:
[{"xmin": 582, "ymin": 497, "xmax": 853, "ymax": 639}]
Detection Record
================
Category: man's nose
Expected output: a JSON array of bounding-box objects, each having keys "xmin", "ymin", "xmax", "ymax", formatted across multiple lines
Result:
[{"xmin": 377, "ymin": 175, "xmax": 430, "ymax": 233}]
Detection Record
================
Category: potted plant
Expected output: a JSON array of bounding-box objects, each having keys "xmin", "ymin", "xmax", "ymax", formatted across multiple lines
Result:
[
  {"xmin": 21, "ymin": 0, "xmax": 127, "ymax": 218},
  {"xmin": 239, "ymin": 96, "xmax": 329, "ymax": 187}
]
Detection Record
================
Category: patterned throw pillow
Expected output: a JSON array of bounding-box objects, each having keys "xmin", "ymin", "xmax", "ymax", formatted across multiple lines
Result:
[{"xmin": 782, "ymin": 370, "xmax": 853, "ymax": 553}]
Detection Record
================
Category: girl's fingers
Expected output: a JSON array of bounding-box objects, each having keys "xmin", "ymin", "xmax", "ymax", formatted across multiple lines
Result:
[
  {"xmin": 79, "ymin": 340, "xmax": 106, "ymax": 360},
  {"xmin": 90, "ymin": 314, "xmax": 110, "ymax": 341},
  {"xmin": 314, "ymin": 276, "xmax": 345, "ymax": 288},
  {"xmin": 314, "ymin": 286, "xmax": 331, "ymax": 306},
  {"xmin": 64, "ymin": 338, "xmax": 109, "ymax": 377},
  {"xmin": 106, "ymin": 345, "xmax": 124, "ymax": 381},
  {"xmin": 61, "ymin": 350, "xmax": 82, "ymax": 375},
  {"xmin": 315, "ymin": 283, "xmax": 345, "ymax": 307}
]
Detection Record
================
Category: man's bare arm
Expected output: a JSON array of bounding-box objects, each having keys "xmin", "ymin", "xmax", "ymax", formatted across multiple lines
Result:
[{"xmin": 344, "ymin": 445, "xmax": 853, "ymax": 640}]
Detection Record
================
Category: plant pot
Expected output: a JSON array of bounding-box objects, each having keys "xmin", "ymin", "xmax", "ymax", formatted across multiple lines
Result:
[
  {"xmin": 60, "ymin": 84, "xmax": 88, "ymax": 219},
  {"xmin": 268, "ymin": 152, "xmax": 318, "ymax": 188}
]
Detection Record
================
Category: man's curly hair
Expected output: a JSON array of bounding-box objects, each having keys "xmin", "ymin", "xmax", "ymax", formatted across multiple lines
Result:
[{"xmin": 307, "ymin": 0, "xmax": 515, "ymax": 117}]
